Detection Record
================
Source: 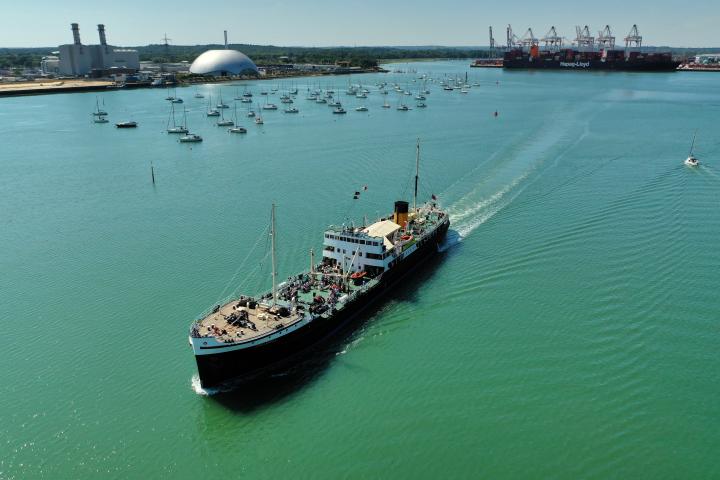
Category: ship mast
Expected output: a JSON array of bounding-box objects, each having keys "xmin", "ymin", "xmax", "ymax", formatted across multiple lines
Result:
[
  {"xmin": 414, "ymin": 138, "xmax": 420, "ymax": 212},
  {"xmin": 271, "ymin": 203, "xmax": 277, "ymax": 305}
]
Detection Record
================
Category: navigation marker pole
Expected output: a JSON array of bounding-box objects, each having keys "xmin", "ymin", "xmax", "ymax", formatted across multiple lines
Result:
[{"xmin": 151, "ymin": 161, "xmax": 155, "ymax": 185}]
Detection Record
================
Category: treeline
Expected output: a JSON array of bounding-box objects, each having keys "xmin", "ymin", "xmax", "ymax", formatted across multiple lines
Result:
[
  {"xmin": 132, "ymin": 44, "xmax": 496, "ymax": 67},
  {"xmin": 0, "ymin": 48, "xmax": 51, "ymax": 69}
]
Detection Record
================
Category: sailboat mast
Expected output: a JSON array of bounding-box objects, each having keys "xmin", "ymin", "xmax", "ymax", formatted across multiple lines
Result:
[
  {"xmin": 271, "ymin": 203, "xmax": 278, "ymax": 305},
  {"xmin": 690, "ymin": 132, "xmax": 696, "ymax": 156},
  {"xmin": 414, "ymin": 139, "xmax": 420, "ymax": 212}
]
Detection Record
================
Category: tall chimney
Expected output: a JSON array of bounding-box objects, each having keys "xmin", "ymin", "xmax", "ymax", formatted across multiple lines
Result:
[
  {"xmin": 98, "ymin": 24, "xmax": 107, "ymax": 46},
  {"xmin": 224, "ymin": 30, "xmax": 228, "ymax": 49},
  {"xmin": 71, "ymin": 23, "xmax": 81, "ymax": 45}
]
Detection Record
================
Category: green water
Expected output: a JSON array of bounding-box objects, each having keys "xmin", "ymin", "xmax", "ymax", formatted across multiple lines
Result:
[{"xmin": 1, "ymin": 61, "xmax": 719, "ymax": 478}]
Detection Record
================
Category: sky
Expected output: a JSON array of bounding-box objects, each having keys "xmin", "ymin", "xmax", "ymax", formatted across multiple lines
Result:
[{"xmin": 2, "ymin": 0, "xmax": 718, "ymax": 48}]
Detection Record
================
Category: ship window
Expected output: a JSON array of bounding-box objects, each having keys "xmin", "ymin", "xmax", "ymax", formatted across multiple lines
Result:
[{"xmin": 360, "ymin": 240, "xmax": 366, "ymax": 245}]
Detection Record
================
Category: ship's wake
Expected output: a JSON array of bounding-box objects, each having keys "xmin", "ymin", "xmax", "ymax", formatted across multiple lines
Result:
[{"xmin": 441, "ymin": 112, "xmax": 593, "ymax": 249}]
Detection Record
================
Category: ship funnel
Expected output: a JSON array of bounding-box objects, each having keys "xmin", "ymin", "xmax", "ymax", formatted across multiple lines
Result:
[
  {"xmin": 393, "ymin": 201, "xmax": 409, "ymax": 228},
  {"xmin": 71, "ymin": 23, "xmax": 81, "ymax": 45},
  {"xmin": 224, "ymin": 30, "xmax": 228, "ymax": 49},
  {"xmin": 98, "ymin": 24, "xmax": 107, "ymax": 45}
]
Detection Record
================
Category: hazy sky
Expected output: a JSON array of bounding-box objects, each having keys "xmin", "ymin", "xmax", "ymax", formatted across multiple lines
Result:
[{"xmin": 2, "ymin": 0, "xmax": 718, "ymax": 48}]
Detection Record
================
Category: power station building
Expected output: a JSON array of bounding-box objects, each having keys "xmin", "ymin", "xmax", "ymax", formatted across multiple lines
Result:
[{"xmin": 59, "ymin": 23, "xmax": 140, "ymax": 76}]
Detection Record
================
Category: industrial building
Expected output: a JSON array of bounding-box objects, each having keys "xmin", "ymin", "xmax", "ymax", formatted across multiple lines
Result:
[
  {"xmin": 59, "ymin": 23, "xmax": 139, "ymax": 76},
  {"xmin": 189, "ymin": 31, "xmax": 259, "ymax": 76}
]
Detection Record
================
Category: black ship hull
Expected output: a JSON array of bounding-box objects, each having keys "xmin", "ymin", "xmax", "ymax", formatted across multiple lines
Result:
[
  {"xmin": 503, "ymin": 49, "xmax": 680, "ymax": 72},
  {"xmin": 194, "ymin": 219, "xmax": 450, "ymax": 389}
]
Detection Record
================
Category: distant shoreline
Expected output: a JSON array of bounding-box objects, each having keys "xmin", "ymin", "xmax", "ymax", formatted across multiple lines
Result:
[{"xmin": 0, "ymin": 67, "xmax": 386, "ymax": 98}]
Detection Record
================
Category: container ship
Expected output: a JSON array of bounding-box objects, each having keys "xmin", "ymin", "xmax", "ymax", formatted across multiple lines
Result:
[
  {"xmin": 479, "ymin": 24, "xmax": 679, "ymax": 71},
  {"xmin": 188, "ymin": 143, "xmax": 450, "ymax": 389}
]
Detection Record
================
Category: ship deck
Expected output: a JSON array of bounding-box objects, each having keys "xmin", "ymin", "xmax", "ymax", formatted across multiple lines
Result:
[
  {"xmin": 192, "ymin": 206, "xmax": 447, "ymax": 344},
  {"xmin": 195, "ymin": 301, "xmax": 304, "ymax": 344}
]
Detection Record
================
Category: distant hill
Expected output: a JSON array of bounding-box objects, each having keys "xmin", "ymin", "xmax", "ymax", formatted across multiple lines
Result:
[{"xmin": 2, "ymin": 44, "xmax": 718, "ymax": 69}]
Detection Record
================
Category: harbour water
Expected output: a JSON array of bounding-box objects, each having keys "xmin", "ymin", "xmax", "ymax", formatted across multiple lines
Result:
[{"xmin": 1, "ymin": 61, "xmax": 718, "ymax": 478}]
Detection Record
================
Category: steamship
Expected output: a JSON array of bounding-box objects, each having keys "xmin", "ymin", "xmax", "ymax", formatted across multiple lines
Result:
[{"xmin": 189, "ymin": 143, "xmax": 450, "ymax": 389}]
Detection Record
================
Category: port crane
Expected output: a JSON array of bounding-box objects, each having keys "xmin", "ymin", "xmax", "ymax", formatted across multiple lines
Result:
[
  {"xmin": 541, "ymin": 26, "xmax": 564, "ymax": 50},
  {"xmin": 520, "ymin": 28, "xmax": 539, "ymax": 48},
  {"xmin": 596, "ymin": 25, "xmax": 616, "ymax": 49},
  {"xmin": 574, "ymin": 25, "xmax": 595, "ymax": 50},
  {"xmin": 624, "ymin": 24, "xmax": 642, "ymax": 49},
  {"xmin": 506, "ymin": 25, "xmax": 521, "ymax": 48}
]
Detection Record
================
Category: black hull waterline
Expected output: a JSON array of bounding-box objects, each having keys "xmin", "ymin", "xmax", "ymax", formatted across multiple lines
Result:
[
  {"xmin": 194, "ymin": 220, "xmax": 449, "ymax": 389},
  {"xmin": 503, "ymin": 59, "xmax": 680, "ymax": 71}
]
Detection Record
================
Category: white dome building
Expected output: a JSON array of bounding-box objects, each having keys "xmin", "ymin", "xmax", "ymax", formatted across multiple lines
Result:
[{"xmin": 189, "ymin": 49, "xmax": 259, "ymax": 76}]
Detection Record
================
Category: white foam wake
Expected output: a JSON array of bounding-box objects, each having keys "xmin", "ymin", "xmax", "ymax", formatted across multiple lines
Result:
[{"xmin": 191, "ymin": 374, "xmax": 218, "ymax": 396}]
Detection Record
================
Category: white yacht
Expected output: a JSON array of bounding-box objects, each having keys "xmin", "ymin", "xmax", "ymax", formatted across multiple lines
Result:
[
  {"xmin": 216, "ymin": 107, "xmax": 234, "ymax": 126},
  {"xmin": 179, "ymin": 134, "xmax": 203, "ymax": 143},
  {"xmin": 685, "ymin": 133, "xmax": 700, "ymax": 167},
  {"xmin": 167, "ymin": 103, "xmax": 189, "ymax": 134}
]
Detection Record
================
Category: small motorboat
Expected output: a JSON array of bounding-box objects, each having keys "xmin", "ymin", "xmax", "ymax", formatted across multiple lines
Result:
[
  {"xmin": 115, "ymin": 121, "xmax": 137, "ymax": 128},
  {"xmin": 247, "ymin": 110, "xmax": 256, "ymax": 118},
  {"xmin": 332, "ymin": 107, "xmax": 347, "ymax": 114},
  {"xmin": 416, "ymin": 102, "xmax": 427, "ymax": 108},
  {"xmin": 94, "ymin": 115, "xmax": 109, "ymax": 123},
  {"xmin": 217, "ymin": 119, "xmax": 234, "ymax": 126},
  {"xmin": 263, "ymin": 103, "xmax": 278, "ymax": 110},
  {"xmin": 355, "ymin": 106, "xmax": 368, "ymax": 112},
  {"xmin": 228, "ymin": 126, "xmax": 247, "ymax": 134},
  {"xmin": 171, "ymin": 97, "xmax": 184, "ymax": 103},
  {"xmin": 207, "ymin": 109, "xmax": 220, "ymax": 117},
  {"xmin": 255, "ymin": 116, "xmax": 264, "ymax": 125},
  {"xmin": 284, "ymin": 107, "xmax": 299, "ymax": 114},
  {"xmin": 397, "ymin": 105, "xmax": 410, "ymax": 111}
]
